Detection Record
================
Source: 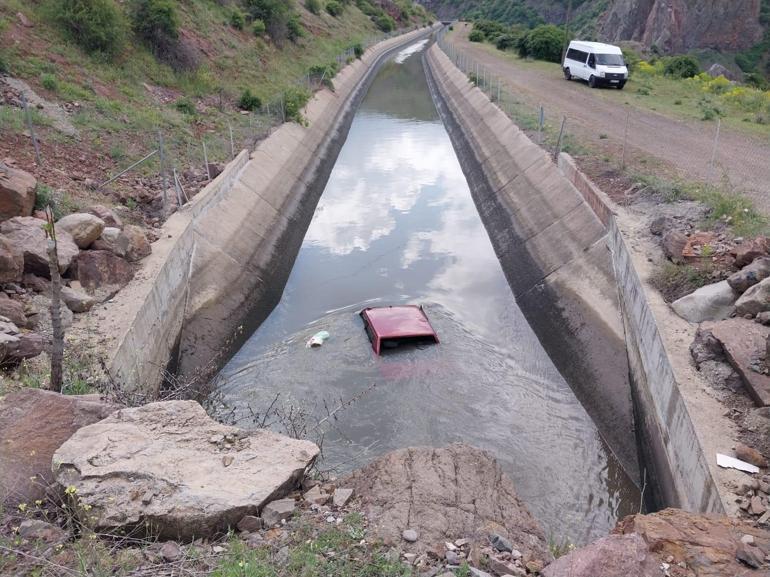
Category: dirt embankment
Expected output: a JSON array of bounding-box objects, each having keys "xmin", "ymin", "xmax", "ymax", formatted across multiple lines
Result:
[{"xmin": 450, "ymin": 24, "xmax": 770, "ymax": 214}]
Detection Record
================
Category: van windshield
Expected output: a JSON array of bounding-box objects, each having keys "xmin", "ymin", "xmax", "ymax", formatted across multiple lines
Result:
[{"xmin": 596, "ymin": 53, "xmax": 625, "ymax": 66}]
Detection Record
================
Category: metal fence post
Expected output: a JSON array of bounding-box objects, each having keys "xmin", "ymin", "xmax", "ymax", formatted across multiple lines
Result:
[
  {"xmin": 202, "ymin": 139, "xmax": 211, "ymax": 180},
  {"xmin": 228, "ymin": 120, "xmax": 235, "ymax": 159},
  {"xmin": 538, "ymin": 105, "xmax": 545, "ymax": 144},
  {"xmin": 158, "ymin": 130, "xmax": 167, "ymax": 206},
  {"xmin": 709, "ymin": 117, "xmax": 721, "ymax": 173},
  {"xmin": 554, "ymin": 116, "xmax": 567, "ymax": 160},
  {"xmin": 20, "ymin": 93, "xmax": 42, "ymax": 166},
  {"xmin": 621, "ymin": 109, "xmax": 630, "ymax": 170}
]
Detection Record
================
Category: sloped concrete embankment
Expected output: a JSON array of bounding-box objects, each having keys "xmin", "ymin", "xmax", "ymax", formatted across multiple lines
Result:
[
  {"xmin": 423, "ymin": 44, "xmax": 639, "ymax": 482},
  {"xmin": 559, "ymin": 154, "xmax": 724, "ymax": 513},
  {"xmin": 100, "ymin": 27, "xmax": 437, "ymax": 393}
]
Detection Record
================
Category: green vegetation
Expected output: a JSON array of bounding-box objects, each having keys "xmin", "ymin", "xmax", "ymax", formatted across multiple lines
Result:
[
  {"xmin": 229, "ymin": 8, "xmax": 245, "ymax": 30},
  {"xmin": 662, "ymin": 54, "xmax": 700, "ymax": 78},
  {"xmin": 175, "ymin": 96, "xmax": 196, "ymax": 115},
  {"xmin": 353, "ymin": 42, "xmax": 364, "ymax": 58},
  {"xmin": 283, "ymin": 86, "xmax": 311, "ymax": 123},
  {"xmin": 130, "ymin": 0, "xmax": 180, "ymax": 57},
  {"xmin": 252, "ymin": 17, "xmax": 266, "ymax": 36},
  {"xmin": 326, "ymin": 1, "xmax": 343, "ymax": 17},
  {"xmin": 48, "ymin": 0, "xmax": 127, "ymax": 57},
  {"xmin": 469, "ymin": 29, "xmax": 484, "ymax": 42},
  {"xmin": 40, "ymin": 72, "xmax": 58, "ymax": 92},
  {"xmin": 305, "ymin": 0, "xmax": 322, "ymax": 15},
  {"xmin": 518, "ymin": 24, "xmax": 563, "ymax": 63},
  {"xmin": 650, "ymin": 261, "xmax": 714, "ymax": 302},
  {"xmin": 238, "ymin": 88, "xmax": 262, "ymax": 111}
]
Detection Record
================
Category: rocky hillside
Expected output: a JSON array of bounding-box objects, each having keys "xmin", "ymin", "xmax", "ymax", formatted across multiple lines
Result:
[{"xmin": 419, "ymin": 0, "xmax": 768, "ymax": 54}]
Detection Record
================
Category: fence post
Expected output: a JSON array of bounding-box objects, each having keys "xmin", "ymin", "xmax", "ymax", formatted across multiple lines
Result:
[
  {"xmin": 538, "ymin": 105, "xmax": 545, "ymax": 144},
  {"xmin": 20, "ymin": 93, "xmax": 42, "ymax": 166},
  {"xmin": 497, "ymin": 77, "xmax": 501, "ymax": 103},
  {"xmin": 202, "ymin": 139, "xmax": 211, "ymax": 181},
  {"xmin": 554, "ymin": 116, "xmax": 567, "ymax": 160},
  {"xmin": 158, "ymin": 130, "xmax": 167, "ymax": 207},
  {"xmin": 621, "ymin": 109, "xmax": 630, "ymax": 170},
  {"xmin": 709, "ymin": 117, "xmax": 721, "ymax": 174},
  {"xmin": 228, "ymin": 120, "xmax": 235, "ymax": 159}
]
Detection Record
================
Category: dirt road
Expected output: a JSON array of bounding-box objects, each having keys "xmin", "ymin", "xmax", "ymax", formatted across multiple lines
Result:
[{"xmin": 449, "ymin": 24, "xmax": 770, "ymax": 213}]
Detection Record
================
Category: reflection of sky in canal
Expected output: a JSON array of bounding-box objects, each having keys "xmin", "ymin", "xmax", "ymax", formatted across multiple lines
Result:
[{"xmin": 217, "ymin": 43, "xmax": 639, "ymax": 544}]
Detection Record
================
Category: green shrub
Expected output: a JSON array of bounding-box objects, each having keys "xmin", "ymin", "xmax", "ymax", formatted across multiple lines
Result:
[
  {"xmin": 0, "ymin": 54, "xmax": 8, "ymax": 75},
  {"xmin": 374, "ymin": 13, "xmax": 395, "ymax": 32},
  {"xmin": 283, "ymin": 87, "xmax": 310, "ymax": 123},
  {"xmin": 230, "ymin": 9, "xmax": 245, "ymax": 29},
  {"xmin": 352, "ymin": 42, "xmax": 363, "ymax": 58},
  {"xmin": 468, "ymin": 29, "xmax": 484, "ymax": 42},
  {"xmin": 663, "ymin": 55, "xmax": 700, "ymax": 78},
  {"xmin": 40, "ymin": 73, "xmax": 58, "ymax": 92},
  {"xmin": 175, "ymin": 97, "xmax": 196, "ymax": 115},
  {"xmin": 49, "ymin": 0, "xmax": 127, "ymax": 57},
  {"xmin": 238, "ymin": 88, "xmax": 262, "ymax": 111},
  {"xmin": 131, "ymin": 0, "xmax": 179, "ymax": 52},
  {"xmin": 287, "ymin": 14, "xmax": 304, "ymax": 40},
  {"xmin": 252, "ymin": 18, "xmax": 266, "ymax": 36},
  {"xmin": 621, "ymin": 47, "xmax": 642, "ymax": 72},
  {"xmin": 519, "ymin": 24, "xmax": 563, "ymax": 63},
  {"xmin": 305, "ymin": 0, "xmax": 322, "ymax": 15},
  {"xmin": 326, "ymin": 1, "xmax": 343, "ymax": 16},
  {"xmin": 495, "ymin": 33, "xmax": 519, "ymax": 51}
]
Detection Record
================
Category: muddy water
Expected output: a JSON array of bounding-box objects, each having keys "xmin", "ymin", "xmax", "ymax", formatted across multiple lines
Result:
[{"xmin": 216, "ymin": 41, "xmax": 639, "ymax": 543}]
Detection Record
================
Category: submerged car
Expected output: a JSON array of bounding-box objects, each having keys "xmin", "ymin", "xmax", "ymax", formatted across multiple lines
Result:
[{"xmin": 360, "ymin": 305, "xmax": 439, "ymax": 355}]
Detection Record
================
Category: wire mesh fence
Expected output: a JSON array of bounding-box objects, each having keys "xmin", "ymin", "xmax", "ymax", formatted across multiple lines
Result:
[{"xmin": 436, "ymin": 29, "xmax": 770, "ymax": 209}]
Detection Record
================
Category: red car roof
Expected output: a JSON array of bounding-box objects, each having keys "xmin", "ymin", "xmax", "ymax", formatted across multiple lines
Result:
[{"xmin": 360, "ymin": 305, "xmax": 439, "ymax": 354}]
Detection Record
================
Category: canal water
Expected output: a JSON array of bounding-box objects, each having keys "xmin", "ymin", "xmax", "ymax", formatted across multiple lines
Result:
[{"xmin": 216, "ymin": 40, "xmax": 639, "ymax": 543}]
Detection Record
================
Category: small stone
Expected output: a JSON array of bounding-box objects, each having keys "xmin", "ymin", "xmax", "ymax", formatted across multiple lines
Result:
[
  {"xmin": 332, "ymin": 487, "xmax": 354, "ymax": 508},
  {"xmin": 261, "ymin": 498, "xmax": 295, "ymax": 527},
  {"xmin": 326, "ymin": 515, "xmax": 336, "ymax": 523},
  {"xmin": 445, "ymin": 541, "xmax": 457, "ymax": 551},
  {"xmin": 736, "ymin": 443, "xmax": 769, "ymax": 469},
  {"xmin": 489, "ymin": 533, "xmax": 512, "ymax": 553},
  {"xmin": 469, "ymin": 568, "xmax": 493, "ymax": 577},
  {"xmin": 160, "ymin": 541, "xmax": 182, "ymax": 562},
  {"xmin": 750, "ymin": 496, "xmax": 767, "ymax": 516},
  {"xmin": 237, "ymin": 515, "xmax": 263, "ymax": 533},
  {"xmin": 525, "ymin": 559, "xmax": 545, "ymax": 574},
  {"xmin": 402, "ymin": 528, "xmax": 418, "ymax": 542},
  {"xmin": 304, "ymin": 485, "xmax": 330, "ymax": 505},
  {"xmin": 737, "ymin": 542, "xmax": 765, "ymax": 568},
  {"xmin": 741, "ymin": 534, "xmax": 755, "ymax": 545},
  {"xmin": 510, "ymin": 549, "xmax": 522, "ymax": 560},
  {"xmin": 222, "ymin": 455, "xmax": 234, "ymax": 467},
  {"xmin": 445, "ymin": 550, "xmax": 460, "ymax": 565},
  {"xmin": 212, "ymin": 545, "xmax": 225, "ymax": 553},
  {"xmin": 18, "ymin": 519, "xmax": 69, "ymax": 544},
  {"xmin": 455, "ymin": 538, "xmax": 470, "ymax": 547},
  {"xmin": 403, "ymin": 553, "xmax": 417, "ymax": 564}
]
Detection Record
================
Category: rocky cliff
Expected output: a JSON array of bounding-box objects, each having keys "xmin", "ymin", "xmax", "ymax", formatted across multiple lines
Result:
[
  {"xmin": 419, "ymin": 0, "xmax": 767, "ymax": 53},
  {"xmin": 601, "ymin": 0, "xmax": 765, "ymax": 52}
]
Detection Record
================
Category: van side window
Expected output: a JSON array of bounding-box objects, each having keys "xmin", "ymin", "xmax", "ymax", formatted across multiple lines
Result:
[
  {"xmin": 566, "ymin": 48, "xmax": 587, "ymax": 63},
  {"xmin": 587, "ymin": 53, "xmax": 595, "ymax": 68}
]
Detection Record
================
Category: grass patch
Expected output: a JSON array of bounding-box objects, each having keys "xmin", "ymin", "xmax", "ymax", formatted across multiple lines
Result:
[{"xmin": 649, "ymin": 261, "xmax": 714, "ymax": 302}]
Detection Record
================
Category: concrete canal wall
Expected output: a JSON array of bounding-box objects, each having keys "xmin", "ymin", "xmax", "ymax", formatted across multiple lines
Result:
[
  {"xmin": 558, "ymin": 153, "xmax": 724, "ymax": 513},
  {"xmin": 100, "ymin": 26, "xmax": 437, "ymax": 394},
  {"xmin": 423, "ymin": 44, "xmax": 639, "ymax": 482}
]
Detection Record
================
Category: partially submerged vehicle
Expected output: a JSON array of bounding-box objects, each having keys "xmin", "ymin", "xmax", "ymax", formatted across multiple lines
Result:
[
  {"xmin": 563, "ymin": 40, "xmax": 629, "ymax": 89},
  {"xmin": 360, "ymin": 305, "xmax": 439, "ymax": 355}
]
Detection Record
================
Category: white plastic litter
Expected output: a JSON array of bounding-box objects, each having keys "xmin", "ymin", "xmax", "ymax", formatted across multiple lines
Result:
[
  {"xmin": 307, "ymin": 331, "xmax": 330, "ymax": 348},
  {"xmin": 716, "ymin": 453, "xmax": 760, "ymax": 474}
]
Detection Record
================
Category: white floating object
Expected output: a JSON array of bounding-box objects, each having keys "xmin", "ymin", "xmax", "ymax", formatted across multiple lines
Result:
[
  {"xmin": 306, "ymin": 330, "xmax": 330, "ymax": 348},
  {"xmin": 716, "ymin": 453, "xmax": 759, "ymax": 474}
]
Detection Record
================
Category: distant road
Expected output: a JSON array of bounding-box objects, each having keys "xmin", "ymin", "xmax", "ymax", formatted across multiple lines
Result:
[{"xmin": 449, "ymin": 24, "xmax": 770, "ymax": 214}]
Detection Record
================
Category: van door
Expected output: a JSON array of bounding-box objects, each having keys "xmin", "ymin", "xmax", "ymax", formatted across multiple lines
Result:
[{"xmin": 586, "ymin": 53, "xmax": 596, "ymax": 80}]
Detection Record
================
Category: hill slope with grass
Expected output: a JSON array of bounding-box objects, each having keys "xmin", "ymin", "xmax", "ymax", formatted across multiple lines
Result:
[{"xmin": 0, "ymin": 0, "xmax": 431, "ymax": 223}]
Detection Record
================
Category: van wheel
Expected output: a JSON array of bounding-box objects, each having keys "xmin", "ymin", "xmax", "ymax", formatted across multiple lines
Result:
[
  {"xmin": 563, "ymin": 67, "xmax": 572, "ymax": 80},
  {"xmin": 588, "ymin": 75, "xmax": 597, "ymax": 88},
  {"xmin": 617, "ymin": 81, "xmax": 626, "ymax": 90}
]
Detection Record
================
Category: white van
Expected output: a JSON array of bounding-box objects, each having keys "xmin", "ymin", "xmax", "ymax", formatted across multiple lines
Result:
[{"xmin": 563, "ymin": 41, "xmax": 629, "ymax": 89}]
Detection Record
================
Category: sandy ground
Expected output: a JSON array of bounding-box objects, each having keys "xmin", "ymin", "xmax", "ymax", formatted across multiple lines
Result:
[{"xmin": 449, "ymin": 23, "xmax": 770, "ymax": 214}]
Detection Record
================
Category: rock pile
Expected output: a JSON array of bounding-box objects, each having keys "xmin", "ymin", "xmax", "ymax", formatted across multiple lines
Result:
[{"xmin": 0, "ymin": 160, "xmax": 155, "ymax": 366}]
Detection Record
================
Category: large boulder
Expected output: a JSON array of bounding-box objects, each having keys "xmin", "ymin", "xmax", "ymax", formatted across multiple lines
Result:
[
  {"xmin": 0, "ymin": 165, "xmax": 36, "ymax": 221},
  {"xmin": 52, "ymin": 400, "xmax": 320, "ymax": 539},
  {"xmin": 615, "ymin": 508, "xmax": 770, "ymax": 576},
  {"xmin": 542, "ymin": 533, "xmax": 660, "ymax": 577},
  {"xmin": 61, "ymin": 285, "xmax": 96, "ymax": 313},
  {"xmin": 0, "ymin": 217, "xmax": 79, "ymax": 276},
  {"xmin": 0, "ymin": 389, "xmax": 117, "ymax": 507},
  {"xmin": 55, "ymin": 213, "xmax": 105, "ymax": 249},
  {"xmin": 728, "ymin": 257, "xmax": 770, "ymax": 294},
  {"xmin": 87, "ymin": 204, "xmax": 123, "ymax": 229},
  {"xmin": 662, "ymin": 230, "xmax": 688, "ymax": 264},
  {"xmin": 1, "ymin": 332, "xmax": 45, "ymax": 364},
  {"xmin": 120, "ymin": 225, "xmax": 151, "ymax": 262},
  {"xmin": 343, "ymin": 444, "xmax": 551, "ymax": 565},
  {"xmin": 671, "ymin": 280, "xmax": 737, "ymax": 323},
  {"xmin": 75, "ymin": 250, "xmax": 134, "ymax": 300},
  {"xmin": 0, "ymin": 293, "xmax": 27, "ymax": 327},
  {"xmin": 736, "ymin": 276, "xmax": 770, "ymax": 316},
  {"xmin": 0, "ymin": 234, "xmax": 24, "ymax": 283}
]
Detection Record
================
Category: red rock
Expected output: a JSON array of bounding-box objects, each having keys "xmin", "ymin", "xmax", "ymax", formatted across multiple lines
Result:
[
  {"xmin": 0, "ymin": 216, "xmax": 79, "ymax": 276},
  {"xmin": 542, "ymin": 534, "xmax": 660, "ymax": 577},
  {"xmin": 87, "ymin": 205, "xmax": 123, "ymax": 229},
  {"xmin": 0, "ymin": 389, "xmax": 117, "ymax": 507},
  {"xmin": 0, "ymin": 165, "xmax": 36, "ymax": 221},
  {"xmin": 0, "ymin": 293, "xmax": 27, "ymax": 327},
  {"xmin": 704, "ymin": 318, "xmax": 770, "ymax": 406},
  {"xmin": 0, "ymin": 234, "xmax": 23, "ymax": 283},
  {"xmin": 736, "ymin": 443, "xmax": 769, "ymax": 469},
  {"xmin": 662, "ymin": 230, "xmax": 688, "ymax": 264},
  {"xmin": 75, "ymin": 250, "xmax": 134, "ymax": 300},
  {"xmin": 733, "ymin": 237, "xmax": 770, "ymax": 268}
]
